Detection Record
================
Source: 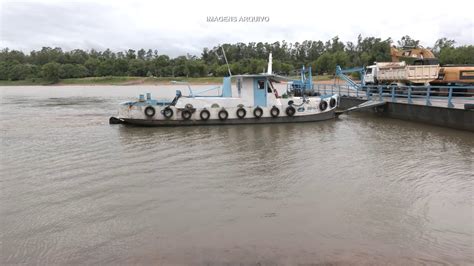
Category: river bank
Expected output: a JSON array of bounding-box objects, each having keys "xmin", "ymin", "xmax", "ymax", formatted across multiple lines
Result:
[{"xmin": 0, "ymin": 75, "xmax": 335, "ymax": 86}]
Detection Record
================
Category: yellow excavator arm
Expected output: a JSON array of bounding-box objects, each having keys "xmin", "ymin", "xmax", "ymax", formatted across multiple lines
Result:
[{"xmin": 391, "ymin": 47, "xmax": 436, "ymax": 62}]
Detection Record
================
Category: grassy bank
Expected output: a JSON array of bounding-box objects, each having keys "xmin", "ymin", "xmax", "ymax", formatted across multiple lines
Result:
[
  {"xmin": 0, "ymin": 75, "xmax": 335, "ymax": 86},
  {"xmin": 0, "ymin": 78, "xmax": 49, "ymax": 86},
  {"xmin": 59, "ymin": 76, "xmax": 226, "ymax": 85},
  {"xmin": 0, "ymin": 76, "xmax": 225, "ymax": 86}
]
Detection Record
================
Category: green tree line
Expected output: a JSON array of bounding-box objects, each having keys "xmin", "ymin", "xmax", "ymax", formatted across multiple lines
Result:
[{"xmin": 1, "ymin": 35, "xmax": 472, "ymax": 83}]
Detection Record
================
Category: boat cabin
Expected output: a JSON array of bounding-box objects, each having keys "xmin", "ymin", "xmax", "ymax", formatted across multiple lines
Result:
[{"xmin": 176, "ymin": 74, "xmax": 288, "ymax": 109}]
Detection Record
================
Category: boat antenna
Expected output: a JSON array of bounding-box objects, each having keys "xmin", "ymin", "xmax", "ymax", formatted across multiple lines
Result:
[{"xmin": 221, "ymin": 46, "xmax": 232, "ymax": 77}]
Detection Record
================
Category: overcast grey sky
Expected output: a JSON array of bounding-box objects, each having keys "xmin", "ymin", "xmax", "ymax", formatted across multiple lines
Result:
[{"xmin": 1, "ymin": 0, "xmax": 473, "ymax": 57}]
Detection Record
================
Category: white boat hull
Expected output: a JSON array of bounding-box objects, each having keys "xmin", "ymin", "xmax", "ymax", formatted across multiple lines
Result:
[
  {"xmin": 111, "ymin": 95, "xmax": 339, "ymax": 127},
  {"xmin": 114, "ymin": 108, "xmax": 336, "ymax": 126}
]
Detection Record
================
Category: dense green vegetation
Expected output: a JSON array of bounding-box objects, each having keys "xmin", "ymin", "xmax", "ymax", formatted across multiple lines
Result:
[{"xmin": 1, "ymin": 35, "xmax": 472, "ymax": 84}]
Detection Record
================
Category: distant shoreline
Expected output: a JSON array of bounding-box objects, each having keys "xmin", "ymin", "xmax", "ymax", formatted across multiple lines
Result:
[
  {"xmin": 0, "ymin": 75, "xmax": 335, "ymax": 86},
  {"xmin": 0, "ymin": 76, "xmax": 223, "ymax": 86}
]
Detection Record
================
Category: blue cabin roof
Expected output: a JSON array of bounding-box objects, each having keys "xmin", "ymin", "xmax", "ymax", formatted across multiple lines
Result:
[{"xmin": 232, "ymin": 74, "xmax": 289, "ymax": 83}]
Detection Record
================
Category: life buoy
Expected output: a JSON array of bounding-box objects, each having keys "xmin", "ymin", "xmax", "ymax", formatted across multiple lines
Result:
[
  {"xmin": 181, "ymin": 109, "xmax": 192, "ymax": 120},
  {"xmin": 236, "ymin": 108, "xmax": 246, "ymax": 119},
  {"xmin": 200, "ymin": 109, "xmax": 210, "ymax": 120},
  {"xmin": 144, "ymin": 106, "xmax": 155, "ymax": 117},
  {"xmin": 286, "ymin": 106, "xmax": 296, "ymax": 117},
  {"xmin": 270, "ymin": 106, "xmax": 280, "ymax": 118},
  {"xmin": 253, "ymin": 107, "xmax": 263, "ymax": 118},
  {"xmin": 162, "ymin": 107, "xmax": 173, "ymax": 118},
  {"xmin": 218, "ymin": 109, "xmax": 228, "ymax": 120},
  {"xmin": 329, "ymin": 98, "xmax": 337, "ymax": 108},
  {"xmin": 319, "ymin": 101, "xmax": 328, "ymax": 111}
]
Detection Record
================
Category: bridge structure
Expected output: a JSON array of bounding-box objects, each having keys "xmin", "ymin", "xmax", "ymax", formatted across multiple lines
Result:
[
  {"xmin": 316, "ymin": 84, "xmax": 474, "ymax": 109},
  {"xmin": 314, "ymin": 83, "xmax": 474, "ymax": 131}
]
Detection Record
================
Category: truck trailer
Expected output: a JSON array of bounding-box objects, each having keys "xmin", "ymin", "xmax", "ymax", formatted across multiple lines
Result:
[{"xmin": 364, "ymin": 62, "xmax": 439, "ymax": 85}]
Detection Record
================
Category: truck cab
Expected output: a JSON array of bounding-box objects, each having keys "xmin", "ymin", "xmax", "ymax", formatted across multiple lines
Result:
[{"xmin": 364, "ymin": 65, "xmax": 377, "ymax": 84}]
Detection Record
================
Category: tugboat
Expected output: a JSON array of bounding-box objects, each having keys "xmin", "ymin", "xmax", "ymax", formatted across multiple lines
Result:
[{"xmin": 109, "ymin": 54, "xmax": 339, "ymax": 126}]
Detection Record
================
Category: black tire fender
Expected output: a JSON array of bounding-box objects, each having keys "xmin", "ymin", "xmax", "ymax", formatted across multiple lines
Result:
[
  {"xmin": 329, "ymin": 98, "xmax": 337, "ymax": 108},
  {"xmin": 162, "ymin": 107, "xmax": 173, "ymax": 118},
  {"xmin": 286, "ymin": 106, "xmax": 296, "ymax": 117},
  {"xmin": 218, "ymin": 109, "xmax": 228, "ymax": 120},
  {"xmin": 253, "ymin": 107, "xmax": 263, "ymax": 118},
  {"xmin": 200, "ymin": 109, "xmax": 210, "ymax": 120},
  {"xmin": 319, "ymin": 101, "xmax": 328, "ymax": 111},
  {"xmin": 236, "ymin": 107, "xmax": 246, "ymax": 119},
  {"xmin": 270, "ymin": 106, "xmax": 280, "ymax": 118},
  {"xmin": 181, "ymin": 109, "xmax": 192, "ymax": 120},
  {"xmin": 144, "ymin": 106, "xmax": 156, "ymax": 117}
]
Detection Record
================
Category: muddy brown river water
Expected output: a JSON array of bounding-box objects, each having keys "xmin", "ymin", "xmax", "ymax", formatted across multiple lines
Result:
[{"xmin": 1, "ymin": 86, "xmax": 473, "ymax": 265}]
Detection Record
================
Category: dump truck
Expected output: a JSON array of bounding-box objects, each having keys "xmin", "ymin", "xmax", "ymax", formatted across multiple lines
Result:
[
  {"xmin": 364, "ymin": 61, "xmax": 440, "ymax": 85},
  {"xmin": 390, "ymin": 47, "xmax": 474, "ymax": 85}
]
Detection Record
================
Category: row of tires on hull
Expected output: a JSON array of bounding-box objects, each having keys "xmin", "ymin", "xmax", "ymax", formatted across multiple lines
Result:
[{"xmin": 143, "ymin": 98, "xmax": 337, "ymax": 120}]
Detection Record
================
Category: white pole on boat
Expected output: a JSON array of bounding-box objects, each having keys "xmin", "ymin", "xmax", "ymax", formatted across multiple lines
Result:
[
  {"xmin": 267, "ymin": 53, "xmax": 273, "ymax": 74},
  {"xmin": 221, "ymin": 46, "xmax": 232, "ymax": 77}
]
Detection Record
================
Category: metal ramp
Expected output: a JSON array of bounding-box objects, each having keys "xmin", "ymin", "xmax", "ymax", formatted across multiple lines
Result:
[
  {"xmin": 335, "ymin": 65, "xmax": 366, "ymax": 91},
  {"xmin": 336, "ymin": 100, "xmax": 386, "ymax": 116}
]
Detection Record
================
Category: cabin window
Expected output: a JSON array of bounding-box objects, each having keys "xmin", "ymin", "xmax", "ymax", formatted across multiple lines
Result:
[
  {"xmin": 257, "ymin": 80, "xmax": 265, "ymax": 89},
  {"xmin": 366, "ymin": 68, "xmax": 372, "ymax": 74},
  {"xmin": 237, "ymin": 78, "xmax": 242, "ymax": 96}
]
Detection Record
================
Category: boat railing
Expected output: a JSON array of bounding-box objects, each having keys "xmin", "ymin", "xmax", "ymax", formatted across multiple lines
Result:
[
  {"xmin": 314, "ymin": 84, "xmax": 474, "ymax": 109},
  {"xmin": 172, "ymin": 81, "xmax": 222, "ymax": 97},
  {"xmin": 189, "ymin": 86, "xmax": 222, "ymax": 97}
]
